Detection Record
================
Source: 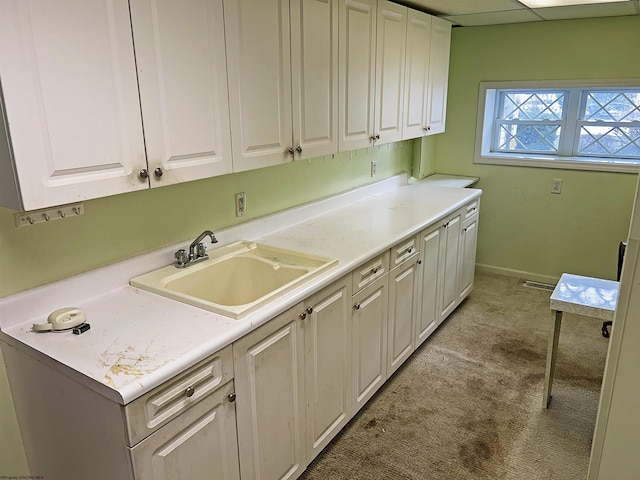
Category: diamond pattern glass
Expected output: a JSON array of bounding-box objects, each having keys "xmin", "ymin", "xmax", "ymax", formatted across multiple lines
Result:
[
  {"xmin": 583, "ymin": 91, "xmax": 640, "ymax": 122},
  {"xmin": 498, "ymin": 124, "xmax": 560, "ymax": 153},
  {"xmin": 578, "ymin": 126, "xmax": 640, "ymax": 158},
  {"xmin": 501, "ymin": 92, "xmax": 564, "ymax": 121}
]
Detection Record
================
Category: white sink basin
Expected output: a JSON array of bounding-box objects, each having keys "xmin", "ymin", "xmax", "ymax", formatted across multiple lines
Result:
[{"xmin": 130, "ymin": 241, "xmax": 338, "ymax": 319}]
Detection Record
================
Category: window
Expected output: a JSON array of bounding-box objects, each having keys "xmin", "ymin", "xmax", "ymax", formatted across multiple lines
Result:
[{"xmin": 475, "ymin": 80, "xmax": 640, "ymax": 172}]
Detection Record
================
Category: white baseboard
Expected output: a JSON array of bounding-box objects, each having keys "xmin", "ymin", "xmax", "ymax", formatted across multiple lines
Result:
[{"xmin": 475, "ymin": 263, "xmax": 559, "ymax": 286}]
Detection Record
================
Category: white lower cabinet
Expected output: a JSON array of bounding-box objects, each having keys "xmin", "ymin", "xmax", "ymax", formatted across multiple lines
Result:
[
  {"xmin": 233, "ymin": 276, "xmax": 352, "ymax": 480},
  {"xmin": 303, "ymin": 278, "xmax": 353, "ymax": 460},
  {"xmin": 352, "ymin": 273, "xmax": 389, "ymax": 411},
  {"xmin": 387, "ymin": 237, "xmax": 420, "ymax": 376},
  {"xmin": 130, "ymin": 380, "xmax": 240, "ymax": 480},
  {"xmin": 233, "ymin": 304, "xmax": 307, "ymax": 480},
  {"xmin": 415, "ymin": 224, "xmax": 442, "ymax": 347},
  {"xmin": 439, "ymin": 208, "xmax": 463, "ymax": 323},
  {"xmin": 458, "ymin": 208, "xmax": 479, "ymax": 302}
]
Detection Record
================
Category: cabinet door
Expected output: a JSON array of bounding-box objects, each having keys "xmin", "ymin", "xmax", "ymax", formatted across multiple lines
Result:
[
  {"xmin": 458, "ymin": 214, "xmax": 479, "ymax": 302},
  {"xmin": 416, "ymin": 225, "xmax": 441, "ymax": 347},
  {"xmin": 130, "ymin": 381, "xmax": 240, "ymax": 480},
  {"xmin": 225, "ymin": 0, "xmax": 294, "ymax": 172},
  {"xmin": 373, "ymin": 1, "xmax": 406, "ymax": 145},
  {"xmin": 425, "ymin": 17, "xmax": 451, "ymax": 135},
  {"xmin": 439, "ymin": 210, "xmax": 462, "ymax": 322},
  {"xmin": 130, "ymin": 0, "xmax": 232, "ymax": 187},
  {"xmin": 352, "ymin": 274, "xmax": 388, "ymax": 412},
  {"xmin": 303, "ymin": 277, "xmax": 352, "ymax": 461},
  {"xmin": 402, "ymin": 10, "xmax": 431, "ymax": 140},
  {"xmin": 233, "ymin": 305, "xmax": 306, "ymax": 480},
  {"xmin": 387, "ymin": 257, "xmax": 418, "ymax": 376},
  {"xmin": 338, "ymin": 0, "xmax": 377, "ymax": 151},
  {"xmin": 0, "ymin": 0, "xmax": 147, "ymax": 211},
  {"xmin": 290, "ymin": 0, "xmax": 339, "ymax": 160}
]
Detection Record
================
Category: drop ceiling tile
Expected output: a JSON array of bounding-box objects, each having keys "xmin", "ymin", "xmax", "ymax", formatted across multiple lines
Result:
[
  {"xmin": 402, "ymin": 0, "xmax": 524, "ymax": 16},
  {"xmin": 443, "ymin": 9, "xmax": 543, "ymax": 26},
  {"xmin": 535, "ymin": 2, "xmax": 638, "ymax": 19}
]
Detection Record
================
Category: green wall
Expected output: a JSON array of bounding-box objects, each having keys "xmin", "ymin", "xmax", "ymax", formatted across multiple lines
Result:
[
  {"xmin": 0, "ymin": 144, "xmax": 412, "ymax": 299},
  {"xmin": 436, "ymin": 15, "xmax": 640, "ymax": 282}
]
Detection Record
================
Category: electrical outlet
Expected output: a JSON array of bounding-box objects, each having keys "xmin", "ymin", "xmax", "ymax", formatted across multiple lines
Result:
[
  {"xmin": 551, "ymin": 179, "xmax": 563, "ymax": 194},
  {"xmin": 371, "ymin": 160, "xmax": 377, "ymax": 177},
  {"xmin": 235, "ymin": 192, "xmax": 246, "ymax": 217}
]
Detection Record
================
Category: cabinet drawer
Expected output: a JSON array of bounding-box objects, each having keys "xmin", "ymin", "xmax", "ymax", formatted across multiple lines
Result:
[
  {"xmin": 464, "ymin": 199, "xmax": 480, "ymax": 220},
  {"xmin": 352, "ymin": 250, "xmax": 390, "ymax": 293},
  {"xmin": 125, "ymin": 344, "xmax": 233, "ymax": 446},
  {"xmin": 390, "ymin": 235, "xmax": 419, "ymax": 270}
]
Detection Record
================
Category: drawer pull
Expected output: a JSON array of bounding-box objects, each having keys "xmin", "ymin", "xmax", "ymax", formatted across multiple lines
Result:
[
  {"xmin": 228, "ymin": 392, "xmax": 236, "ymax": 403},
  {"xmin": 299, "ymin": 312, "xmax": 307, "ymax": 320},
  {"xmin": 417, "ymin": 259, "xmax": 422, "ymax": 265},
  {"xmin": 371, "ymin": 267, "xmax": 379, "ymax": 274},
  {"xmin": 185, "ymin": 386, "xmax": 195, "ymax": 398},
  {"xmin": 406, "ymin": 247, "xmax": 413, "ymax": 254},
  {"xmin": 354, "ymin": 303, "xmax": 361, "ymax": 310},
  {"xmin": 306, "ymin": 306, "xmax": 313, "ymax": 314}
]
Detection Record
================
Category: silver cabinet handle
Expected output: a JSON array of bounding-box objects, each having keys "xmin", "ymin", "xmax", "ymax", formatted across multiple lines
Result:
[
  {"xmin": 406, "ymin": 247, "xmax": 413, "ymax": 254},
  {"xmin": 185, "ymin": 386, "xmax": 195, "ymax": 398},
  {"xmin": 417, "ymin": 259, "xmax": 422, "ymax": 265},
  {"xmin": 154, "ymin": 167, "xmax": 163, "ymax": 178},
  {"xmin": 371, "ymin": 267, "xmax": 379, "ymax": 274},
  {"xmin": 296, "ymin": 146, "xmax": 303, "ymax": 153},
  {"xmin": 288, "ymin": 147, "xmax": 295, "ymax": 155},
  {"xmin": 354, "ymin": 303, "xmax": 361, "ymax": 310},
  {"xmin": 369, "ymin": 135, "xmax": 376, "ymax": 142},
  {"xmin": 228, "ymin": 392, "xmax": 236, "ymax": 403},
  {"xmin": 375, "ymin": 134, "xmax": 380, "ymax": 140},
  {"xmin": 306, "ymin": 307, "xmax": 313, "ymax": 314},
  {"xmin": 299, "ymin": 312, "xmax": 307, "ymax": 320},
  {"xmin": 139, "ymin": 169, "xmax": 149, "ymax": 180}
]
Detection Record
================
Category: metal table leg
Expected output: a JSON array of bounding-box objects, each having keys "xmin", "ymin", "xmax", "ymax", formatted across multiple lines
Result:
[{"xmin": 543, "ymin": 310, "xmax": 563, "ymax": 408}]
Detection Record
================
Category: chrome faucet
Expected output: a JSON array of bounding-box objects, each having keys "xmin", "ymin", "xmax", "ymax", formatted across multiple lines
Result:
[{"xmin": 174, "ymin": 230, "xmax": 218, "ymax": 268}]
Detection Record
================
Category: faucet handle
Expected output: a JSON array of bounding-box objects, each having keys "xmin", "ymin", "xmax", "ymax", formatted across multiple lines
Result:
[
  {"xmin": 175, "ymin": 249, "xmax": 189, "ymax": 267},
  {"xmin": 196, "ymin": 243, "xmax": 207, "ymax": 258}
]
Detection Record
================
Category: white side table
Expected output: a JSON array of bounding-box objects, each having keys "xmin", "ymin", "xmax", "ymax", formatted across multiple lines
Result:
[{"xmin": 544, "ymin": 273, "xmax": 619, "ymax": 408}]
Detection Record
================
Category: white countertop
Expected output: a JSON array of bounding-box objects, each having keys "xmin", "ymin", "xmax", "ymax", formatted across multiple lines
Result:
[{"xmin": 0, "ymin": 174, "xmax": 481, "ymax": 405}]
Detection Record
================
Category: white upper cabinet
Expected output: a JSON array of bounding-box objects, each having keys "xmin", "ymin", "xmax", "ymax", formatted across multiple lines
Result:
[
  {"xmin": 290, "ymin": 0, "xmax": 340, "ymax": 160},
  {"xmin": 226, "ymin": 0, "xmax": 338, "ymax": 170},
  {"xmin": 224, "ymin": 0, "xmax": 294, "ymax": 172},
  {"xmin": 425, "ymin": 16, "xmax": 452, "ymax": 136},
  {"xmin": 402, "ymin": 9, "xmax": 431, "ymax": 139},
  {"xmin": 373, "ymin": 1, "xmax": 407, "ymax": 145},
  {"xmin": 338, "ymin": 0, "xmax": 377, "ymax": 151},
  {"xmin": 0, "ymin": 0, "xmax": 147, "ymax": 211},
  {"xmin": 129, "ymin": 0, "xmax": 233, "ymax": 186}
]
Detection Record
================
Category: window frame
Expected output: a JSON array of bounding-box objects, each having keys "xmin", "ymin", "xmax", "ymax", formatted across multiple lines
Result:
[{"xmin": 474, "ymin": 79, "xmax": 640, "ymax": 173}]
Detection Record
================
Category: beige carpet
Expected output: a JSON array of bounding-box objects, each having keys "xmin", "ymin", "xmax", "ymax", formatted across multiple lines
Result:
[{"xmin": 299, "ymin": 273, "xmax": 608, "ymax": 480}]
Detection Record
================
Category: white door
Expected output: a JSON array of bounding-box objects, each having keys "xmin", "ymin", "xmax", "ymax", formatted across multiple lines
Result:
[
  {"xmin": 130, "ymin": 381, "xmax": 240, "ymax": 480},
  {"xmin": 440, "ymin": 210, "xmax": 462, "ymax": 322},
  {"xmin": 0, "ymin": 0, "xmax": 147, "ymax": 211},
  {"xmin": 352, "ymin": 275, "xmax": 388, "ymax": 412},
  {"xmin": 402, "ymin": 10, "xmax": 431, "ymax": 140},
  {"xmin": 338, "ymin": 0, "xmax": 377, "ymax": 151},
  {"xmin": 373, "ymin": 1, "xmax": 407, "ymax": 145},
  {"xmin": 458, "ymin": 214, "xmax": 479, "ymax": 301},
  {"xmin": 290, "ymin": 0, "xmax": 339, "ymax": 161},
  {"xmin": 387, "ymin": 258, "xmax": 418, "ymax": 375},
  {"xmin": 130, "ymin": 0, "xmax": 232, "ymax": 186},
  {"xmin": 233, "ymin": 305, "xmax": 306, "ymax": 480},
  {"xmin": 425, "ymin": 17, "xmax": 451, "ymax": 135},
  {"xmin": 416, "ymin": 225, "xmax": 442, "ymax": 347},
  {"xmin": 225, "ymin": 0, "xmax": 294, "ymax": 172},
  {"xmin": 303, "ymin": 278, "xmax": 352, "ymax": 461}
]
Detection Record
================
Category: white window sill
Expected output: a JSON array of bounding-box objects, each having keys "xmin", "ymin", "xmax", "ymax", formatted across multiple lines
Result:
[{"xmin": 474, "ymin": 152, "xmax": 640, "ymax": 174}]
